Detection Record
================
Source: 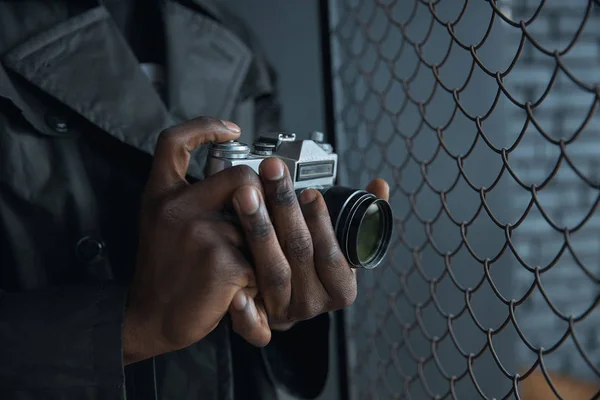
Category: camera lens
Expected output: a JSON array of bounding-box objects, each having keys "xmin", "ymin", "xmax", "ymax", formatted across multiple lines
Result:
[
  {"xmin": 357, "ymin": 203, "xmax": 384, "ymax": 264},
  {"xmin": 316, "ymin": 186, "xmax": 393, "ymax": 269}
]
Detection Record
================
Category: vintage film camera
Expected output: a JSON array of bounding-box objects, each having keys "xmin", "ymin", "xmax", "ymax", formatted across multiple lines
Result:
[{"xmin": 204, "ymin": 132, "xmax": 393, "ymax": 269}]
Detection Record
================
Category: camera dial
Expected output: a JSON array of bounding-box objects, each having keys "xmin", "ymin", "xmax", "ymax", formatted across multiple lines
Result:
[
  {"xmin": 251, "ymin": 133, "xmax": 296, "ymax": 156},
  {"xmin": 252, "ymin": 141, "xmax": 276, "ymax": 156},
  {"xmin": 208, "ymin": 140, "xmax": 250, "ymax": 159}
]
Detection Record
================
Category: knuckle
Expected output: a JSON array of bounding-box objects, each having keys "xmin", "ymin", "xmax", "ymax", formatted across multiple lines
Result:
[
  {"xmin": 330, "ymin": 277, "xmax": 357, "ymax": 309},
  {"xmin": 266, "ymin": 300, "xmax": 291, "ymax": 325},
  {"xmin": 316, "ymin": 246, "xmax": 345, "ymax": 267},
  {"xmin": 155, "ymin": 197, "xmax": 181, "ymax": 221},
  {"xmin": 311, "ymin": 197, "xmax": 332, "ymax": 221},
  {"xmin": 246, "ymin": 214, "xmax": 273, "ymax": 240},
  {"xmin": 204, "ymin": 246, "xmax": 245, "ymax": 286},
  {"xmin": 262, "ymin": 259, "xmax": 291, "ymax": 292},
  {"xmin": 282, "ymin": 230, "xmax": 313, "ymax": 264},
  {"xmin": 157, "ymin": 127, "xmax": 180, "ymax": 147},
  {"xmin": 181, "ymin": 219, "xmax": 219, "ymax": 247},
  {"xmin": 194, "ymin": 115, "xmax": 219, "ymax": 127},
  {"xmin": 217, "ymin": 262, "xmax": 252, "ymax": 288},
  {"xmin": 183, "ymin": 220, "xmax": 207, "ymax": 242},
  {"xmin": 273, "ymin": 183, "xmax": 297, "ymax": 207},
  {"xmin": 292, "ymin": 301, "xmax": 321, "ymax": 321}
]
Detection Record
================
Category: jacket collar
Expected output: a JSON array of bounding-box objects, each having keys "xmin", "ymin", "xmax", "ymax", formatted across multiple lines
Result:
[{"xmin": 0, "ymin": 0, "xmax": 252, "ymax": 178}]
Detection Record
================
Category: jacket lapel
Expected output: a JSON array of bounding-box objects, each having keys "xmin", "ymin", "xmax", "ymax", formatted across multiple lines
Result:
[
  {"xmin": 2, "ymin": 5, "xmax": 172, "ymax": 154},
  {"xmin": 1, "ymin": 0, "xmax": 252, "ymax": 180}
]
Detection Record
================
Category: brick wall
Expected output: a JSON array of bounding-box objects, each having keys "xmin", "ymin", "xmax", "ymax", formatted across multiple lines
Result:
[{"xmin": 505, "ymin": 0, "xmax": 600, "ymax": 381}]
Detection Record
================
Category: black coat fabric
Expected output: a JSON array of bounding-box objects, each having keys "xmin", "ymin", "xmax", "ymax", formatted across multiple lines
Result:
[{"xmin": 0, "ymin": 1, "xmax": 330, "ymax": 398}]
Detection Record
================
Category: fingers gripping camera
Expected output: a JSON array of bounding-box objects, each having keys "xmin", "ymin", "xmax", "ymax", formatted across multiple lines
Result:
[{"xmin": 204, "ymin": 132, "xmax": 393, "ymax": 269}]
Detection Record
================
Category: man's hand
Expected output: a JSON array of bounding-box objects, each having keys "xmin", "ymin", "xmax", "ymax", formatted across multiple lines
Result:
[
  {"xmin": 123, "ymin": 117, "xmax": 271, "ymax": 365},
  {"xmin": 227, "ymin": 157, "xmax": 390, "ymax": 335}
]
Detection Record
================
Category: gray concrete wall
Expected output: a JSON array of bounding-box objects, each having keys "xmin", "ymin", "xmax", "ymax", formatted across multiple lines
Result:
[{"xmin": 226, "ymin": 0, "xmax": 326, "ymax": 139}]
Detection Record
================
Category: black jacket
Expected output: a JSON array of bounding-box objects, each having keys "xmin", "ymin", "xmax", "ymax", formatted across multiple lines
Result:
[{"xmin": 0, "ymin": 1, "xmax": 329, "ymax": 398}]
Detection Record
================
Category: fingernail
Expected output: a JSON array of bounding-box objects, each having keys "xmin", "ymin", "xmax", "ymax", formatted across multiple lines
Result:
[
  {"xmin": 221, "ymin": 120, "xmax": 241, "ymax": 133},
  {"xmin": 260, "ymin": 158, "xmax": 285, "ymax": 181},
  {"xmin": 247, "ymin": 298, "xmax": 259, "ymax": 322},
  {"xmin": 300, "ymin": 189, "xmax": 318, "ymax": 204},
  {"xmin": 234, "ymin": 186, "xmax": 260, "ymax": 215},
  {"xmin": 232, "ymin": 291, "xmax": 248, "ymax": 311}
]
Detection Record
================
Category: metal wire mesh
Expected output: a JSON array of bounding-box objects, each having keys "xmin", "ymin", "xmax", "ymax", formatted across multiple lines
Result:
[{"xmin": 327, "ymin": 0, "xmax": 600, "ymax": 398}]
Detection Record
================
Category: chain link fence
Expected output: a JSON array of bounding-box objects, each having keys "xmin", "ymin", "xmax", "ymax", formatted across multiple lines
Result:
[{"xmin": 326, "ymin": 0, "xmax": 600, "ymax": 398}]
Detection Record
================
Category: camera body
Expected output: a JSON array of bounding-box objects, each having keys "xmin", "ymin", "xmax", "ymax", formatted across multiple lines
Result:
[
  {"xmin": 204, "ymin": 131, "xmax": 393, "ymax": 270},
  {"xmin": 205, "ymin": 131, "xmax": 338, "ymax": 190}
]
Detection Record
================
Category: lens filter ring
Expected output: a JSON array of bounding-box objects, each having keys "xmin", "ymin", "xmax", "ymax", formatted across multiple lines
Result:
[{"xmin": 330, "ymin": 189, "xmax": 393, "ymax": 269}]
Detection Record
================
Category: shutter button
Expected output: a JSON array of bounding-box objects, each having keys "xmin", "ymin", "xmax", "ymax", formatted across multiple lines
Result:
[
  {"xmin": 45, "ymin": 113, "xmax": 69, "ymax": 134},
  {"xmin": 76, "ymin": 236, "xmax": 105, "ymax": 264}
]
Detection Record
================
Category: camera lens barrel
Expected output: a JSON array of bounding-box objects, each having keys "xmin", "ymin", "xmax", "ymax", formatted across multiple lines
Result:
[{"xmin": 297, "ymin": 186, "xmax": 393, "ymax": 269}]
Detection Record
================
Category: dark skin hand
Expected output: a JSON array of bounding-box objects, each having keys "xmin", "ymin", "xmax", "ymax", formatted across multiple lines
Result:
[
  {"xmin": 123, "ymin": 116, "xmax": 266, "ymax": 364},
  {"xmin": 228, "ymin": 156, "xmax": 389, "ymax": 337},
  {"xmin": 123, "ymin": 116, "xmax": 389, "ymax": 363}
]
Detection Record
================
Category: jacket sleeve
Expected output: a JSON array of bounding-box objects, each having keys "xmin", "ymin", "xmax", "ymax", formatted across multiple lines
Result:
[{"xmin": 0, "ymin": 282, "xmax": 128, "ymax": 398}]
